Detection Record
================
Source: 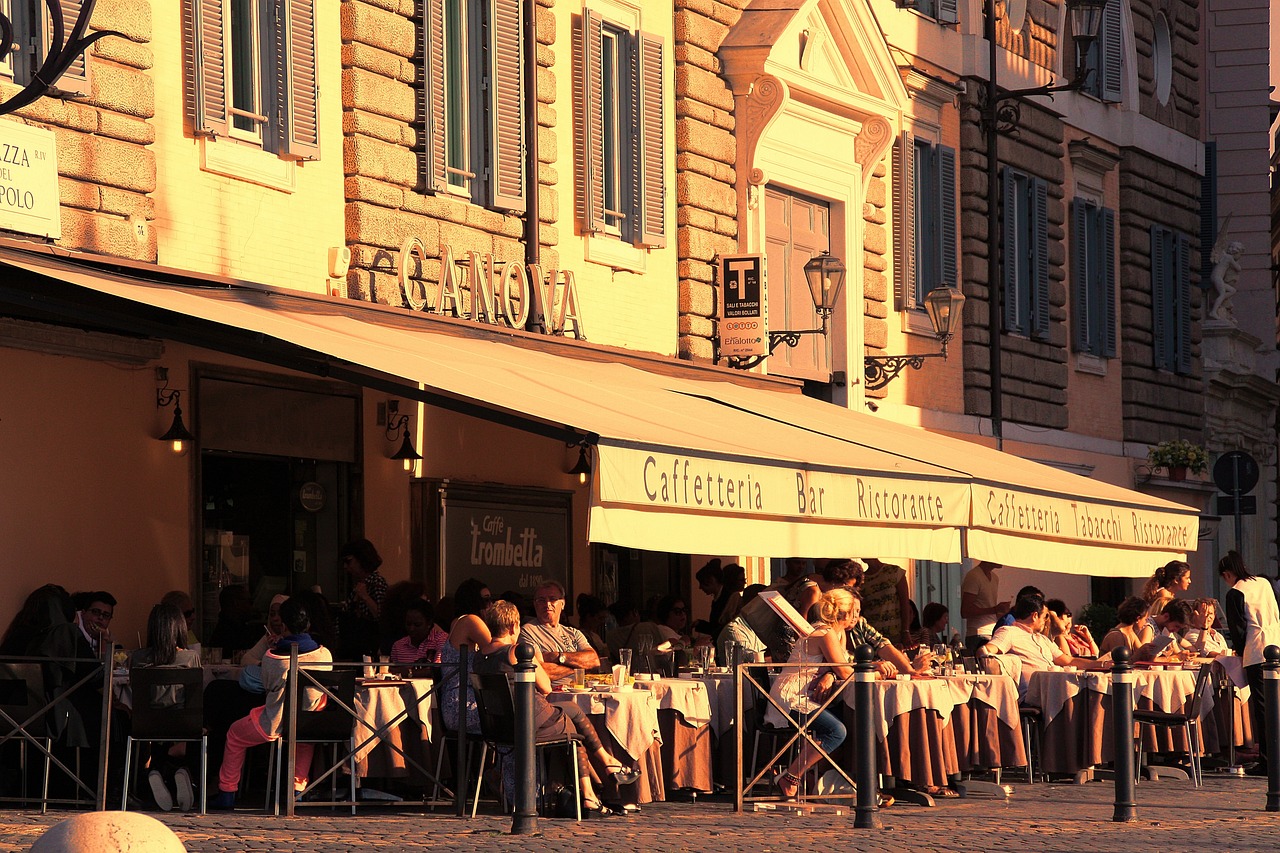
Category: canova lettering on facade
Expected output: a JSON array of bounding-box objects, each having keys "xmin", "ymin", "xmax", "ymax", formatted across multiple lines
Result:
[{"xmin": 396, "ymin": 238, "xmax": 587, "ymax": 339}]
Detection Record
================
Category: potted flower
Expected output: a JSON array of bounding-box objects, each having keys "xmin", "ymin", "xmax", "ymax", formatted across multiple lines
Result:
[{"xmin": 1147, "ymin": 439, "xmax": 1208, "ymax": 482}]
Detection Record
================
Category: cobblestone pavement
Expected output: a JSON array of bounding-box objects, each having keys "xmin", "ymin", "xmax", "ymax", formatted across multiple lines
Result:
[{"xmin": 3, "ymin": 777, "xmax": 1279, "ymax": 852}]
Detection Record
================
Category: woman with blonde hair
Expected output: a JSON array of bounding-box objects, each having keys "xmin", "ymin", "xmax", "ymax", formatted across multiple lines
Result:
[
  {"xmin": 766, "ymin": 587, "xmax": 862, "ymax": 801},
  {"xmin": 1143, "ymin": 560, "xmax": 1191, "ymax": 617}
]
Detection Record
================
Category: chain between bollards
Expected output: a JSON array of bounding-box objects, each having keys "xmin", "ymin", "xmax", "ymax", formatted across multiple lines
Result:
[
  {"xmin": 1111, "ymin": 647, "xmax": 1136, "ymax": 822},
  {"xmin": 852, "ymin": 644, "xmax": 881, "ymax": 829},
  {"xmin": 511, "ymin": 641, "xmax": 540, "ymax": 835},
  {"xmin": 1264, "ymin": 645, "xmax": 1280, "ymax": 812}
]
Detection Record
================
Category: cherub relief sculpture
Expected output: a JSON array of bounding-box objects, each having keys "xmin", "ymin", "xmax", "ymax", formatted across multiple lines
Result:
[{"xmin": 1208, "ymin": 218, "xmax": 1242, "ymax": 323}]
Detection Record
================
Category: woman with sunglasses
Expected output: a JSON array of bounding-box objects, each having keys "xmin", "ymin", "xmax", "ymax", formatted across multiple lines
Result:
[{"xmin": 1044, "ymin": 599, "xmax": 1098, "ymax": 658}]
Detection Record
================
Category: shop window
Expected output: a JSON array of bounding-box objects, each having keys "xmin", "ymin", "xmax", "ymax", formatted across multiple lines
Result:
[
  {"xmin": 894, "ymin": 133, "xmax": 957, "ymax": 313},
  {"xmin": 419, "ymin": 0, "xmax": 525, "ymax": 211},
  {"xmin": 1078, "ymin": 0, "xmax": 1122, "ymax": 102},
  {"xmin": 894, "ymin": 0, "xmax": 958, "ymax": 24},
  {"xmin": 1070, "ymin": 198, "xmax": 1116, "ymax": 357},
  {"xmin": 1151, "ymin": 224, "xmax": 1192, "ymax": 374},
  {"xmin": 183, "ymin": 0, "xmax": 320, "ymax": 161},
  {"xmin": 8, "ymin": 0, "xmax": 90, "ymax": 94},
  {"xmin": 575, "ymin": 6, "xmax": 665, "ymax": 249},
  {"xmin": 1002, "ymin": 167, "xmax": 1049, "ymax": 341}
]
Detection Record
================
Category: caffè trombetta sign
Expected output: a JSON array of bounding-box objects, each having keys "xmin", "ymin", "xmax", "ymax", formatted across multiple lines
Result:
[
  {"xmin": 589, "ymin": 441, "xmax": 970, "ymax": 563},
  {"xmin": 395, "ymin": 237, "xmax": 586, "ymax": 339}
]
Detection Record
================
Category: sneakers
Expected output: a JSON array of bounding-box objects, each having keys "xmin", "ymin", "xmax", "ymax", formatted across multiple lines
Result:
[
  {"xmin": 209, "ymin": 789, "xmax": 237, "ymax": 810},
  {"xmin": 148, "ymin": 770, "xmax": 174, "ymax": 812},
  {"xmin": 173, "ymin": 768, "xmax": 194, "ymax": 812}
]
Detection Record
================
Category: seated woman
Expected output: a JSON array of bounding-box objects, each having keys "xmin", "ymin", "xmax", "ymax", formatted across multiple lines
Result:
[
  {"xmin": 1099, "ymin": 597, "xmax": 1155, "ymax": 659},
  {"xmin": 440, "ymin": 578, "xmax": 493, "ymax": 737},
  {"xmin": 1044, "ymin": 599, "xmax": 1099, "ymax": 658},
  {"xmin": 909, "ymin": 602, "xmax": 949, "ymax": 648},
  {"xmin": 210, "ymin": 599, "xmax": 332, "ymax": 809},
  {"xmin": 653, "ymin": 595, "xmax": 693, "ymax": 650},
  {"xmin": 765, "ymin": 588, "xmax": 897, "ymax": 801},
  {"xmin": 474, "ymin": 601, "xmax": 638, "ymax": 816},
  {"xmin": 1183, "ymin": 598, "xmax": 1229, "ymax": 657},
  {"xmin": 389, "ymin": 598, "xmax": 448, "ymax": 667},
  {"xmin": 128, "ymin": 602, "xmax": 202, "ymax": 812}
]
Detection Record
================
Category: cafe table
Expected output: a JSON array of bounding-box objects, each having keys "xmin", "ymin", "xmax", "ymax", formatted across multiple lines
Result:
[
  {"xmin": 548, "ymin": 685, "xmax": 665, "ymax": 803},
  {"xmin": 1023, "ymin": 666, "xmax": 1208, "ymax": 777},
  {"xmin": 838, "ymin": 673, "xmax": 1026, "ymax": 795},
  {"xmin": 637, "ymin": 675, "xmax": 714, "ymax": 792},
  {"xmin": 352, "ymin": 677, "xmax": 436, "ymax": 779}
]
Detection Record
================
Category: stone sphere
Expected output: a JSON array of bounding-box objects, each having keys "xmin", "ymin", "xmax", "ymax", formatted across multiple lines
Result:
[{"xmin": 32, "ymin": 812, "xmax": 186, "ymax": 853}]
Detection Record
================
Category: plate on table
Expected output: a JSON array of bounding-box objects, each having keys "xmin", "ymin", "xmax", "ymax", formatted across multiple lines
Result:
[{"xmin": 564, "ymin": 687, "xmax": 591, "ymax": 694}]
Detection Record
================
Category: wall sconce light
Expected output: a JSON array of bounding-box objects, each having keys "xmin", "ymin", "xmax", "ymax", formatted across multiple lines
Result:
[
  {"xmin": 862, "ymin": 285, "xmax": 966, "ymax": 391},
  {"xmin": 386, "ymin": 401, "xmax": 421, "ymax": 471},
  {"xmin": 155, "ymin": 367, "xmax": 195, "ymax": 454},
  {"xmin": 567, "ymin": 442, "xmax": 593, "ymax": 485},
  {"xmin": 722, "ymin": 251, "xmax": 846, "ymax": 370}
]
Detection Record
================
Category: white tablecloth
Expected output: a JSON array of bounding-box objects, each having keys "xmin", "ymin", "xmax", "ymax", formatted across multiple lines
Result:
[
  {"xmin": 548, "ymin": 688, "xmax": 661, "ymax": 762},
  {"xmin": 840, "ymin": 675, "xmax": 1008, "ymax": 740},
  {"xmin": 353, "ymin": 678, "xmax": 435, "ymax": 763},
  {"xmin": 1025, "ymin": 668, "xmax": 1211, "ymax": 727},
  {"xmin": 638, "ymin": 678, "xmax": 712, "ymax": 727}
]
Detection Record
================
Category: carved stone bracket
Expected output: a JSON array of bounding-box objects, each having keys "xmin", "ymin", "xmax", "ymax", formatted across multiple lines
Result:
[
  {"xmin": 740, "ymin": 74, "xmax": 788, "ymax": 188},
  {"xmin": 853, "ymin": 115, "xmax": 893, "ymax": 193}
]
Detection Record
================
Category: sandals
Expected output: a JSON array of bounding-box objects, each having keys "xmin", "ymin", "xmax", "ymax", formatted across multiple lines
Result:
[
  {"xmin": 772, "ymin": 771, "xmax": 802, "ymax": 800},
  {"xmin": 582, "ymin": 798, "xmax": 620, "ymax": 818},
  {"xmin": 924, "ymin": 786, "xmax": 958, "ymax": 799},
  {"xmin": 607, "ymin": 764, "xmax": 641, "ymax": 786}
]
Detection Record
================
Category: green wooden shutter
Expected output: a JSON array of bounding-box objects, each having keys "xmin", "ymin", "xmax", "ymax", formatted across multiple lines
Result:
[
  {"xmin": 1101, "ymin": 207, "xmax": 1116, "ymax": 358},
  {"xmin": 1151, "ymin": 225, "xmax": 1170, "ymax": 369},
  {"xmin": 1175, "ymin": 232, "xmax": 1192, "ymax": 373},
  {"xmin": 1001, "ymin": 167, "xmax": 1018, "ymax": 332},
  {"xmin": 488, "ymin": 0, "xmax": 525, "ymax": 212},
  {"xmin": 938, "ymin": 144, "xmax": 957, "ymax": 290},
  {"xmin": 1071, "ymin": 199, "xmax": 1089, "ymax": 352},
  {"xmin": 280, "ymin": 0, "xmax": 320, "ymax": 161},
  {"xmin": 182, "ymin": 0, "xmax": 229, "ymax": 138},
  {"xmin": 892, "ymin": 131, "xmax": 915, "ymax": 310},
  {"xmin": 1099, "ymin": 0, "xmax": 1123, "ymax": 103},
  {"xmin": 419, "ymin": 0, "xmax": 448, "ymax": 192},
  {"xmin": 576, "ymin": 11, "xmax": 606, "ymax": 233},
  {"xmin": 1031, "ymin": 177, "xmax": 1050, "ymax": 340},
  {"xmin": 635, "ymin": 32, "xmax": 665, "ymax": 248}
]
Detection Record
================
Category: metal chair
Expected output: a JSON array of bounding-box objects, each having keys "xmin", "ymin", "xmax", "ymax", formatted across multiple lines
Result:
[
  {"xmin": 268, "ymin": 667, "xmax": 358, "ymax": 815},
  {"xmin": 979, "ymin": 653, "xmax": 1038, "ymax": 783},
  {"xmin": 1135, "ymin": 663, "xmax": 1212, "ymax": 787},
  {"xmin": 121, "ymin": 666, "xmax": 207, "ymax": 814},
  {"xmin": 470, "ymin": 672, "xmax": 581, "ymax": 820},
  {"xmin": 0, "ymin": 662, "xmax": 51, "ymax": 807}
]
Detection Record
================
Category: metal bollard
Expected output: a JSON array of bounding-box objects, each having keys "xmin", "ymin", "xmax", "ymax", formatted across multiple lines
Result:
[
  {"xmin": 454, "ymin": 641, "xmax": 470, "ymax": 818},
  {"xmin": 1111, "ymin": 647, "xmax": 1136, "ymax": 823},
  {"xmin": 511, "ymin": 641, "xmax": 539, "ymax": 835},
  {"xmin": 1265, "ymin": 645, "xmax": 1280, "ymax": 812},
  {"xmin": 852, "ymin": 644, "xmax": 881, "ymax": 830}
]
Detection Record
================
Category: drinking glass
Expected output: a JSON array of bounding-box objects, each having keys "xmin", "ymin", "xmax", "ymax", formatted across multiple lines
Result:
[
  {"xmin": 573, "ymin": 667, "xmax": 585, "ymax": 688},
  {"xmin": 722, "ymin": 640, "xmax": 740, "ymax": 669},
  {"xmin": 696, "ymin": 645, "xmax": 713, "ymax": 672},
  {"xmin": 635, "ymin": 637, "xmax": 652, "ymax": 674},
  {"xmin": 618, "ymin": 648, "xmax": 633, "ymax": 679}
]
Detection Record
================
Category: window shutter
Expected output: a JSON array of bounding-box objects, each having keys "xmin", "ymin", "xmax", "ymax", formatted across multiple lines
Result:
[
  {"xmin": 938, "ymin": 144, "xmax": 957, "ymax": 290},
  {"xmin": 182, "ymin": 0, "xmax": 229, "ymax": 138},
  {"xmin": 635, "ymin": 32, "xmax": 665, "ymax": 248},
  {"xmin": 1175, "ymin": 232, "xmax": 1192, "ymax": 373},
  {"xmin": 575, "ymin": 11, "xmax": 606, "ymax": 233},
  {"xmin": 1151, "ymin": 225, "xmax": 1170, "ymax": 369},
  {"xmin": 280, "ymin": 0, "xmax": 320, "ymax": 161},
  {"xmin": 487, "ymin": 0, "xmax": 526, "ymax": 212},
  {"xmin": 937, "ymin": 0, "xmax": 959, "ymax": 24},
  {"xmin": 1001, "ymin": 167, "xmax": 1018, "ymax": 332},
  {"xmin": 419, "ymin": 0, "xmax": 448, "ymax": 192},
  {"xmin": 1199, "ymin": 141, "xmax": 1217, "ymax": 282},
  {"xmin": 892, "ymin": 131, "xmax": 915, "ymax": 310},
  {"xmin": 1031, "ymin": 177, "xmax": 1050, "ymax": 340},
  {"xmin": 1099, "ymin": 0, "xmax": 1122, "ymax": 103},
  {"xmin": 58, "ymin": 0, "xmax": 89, "ymax": 88},
  {"xmin": 1071, "ymin": 199, "xmax": 1088, "ymax": 352},
  {"xmin": 1101, "ymin": 207, "xmax": 1116, "ymax": 358}
]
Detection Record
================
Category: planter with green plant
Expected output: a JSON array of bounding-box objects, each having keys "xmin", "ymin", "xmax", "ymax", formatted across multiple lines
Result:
[{"xmin": 1146, "ymin": 439, "xmax": 1208, "ymax": 482}]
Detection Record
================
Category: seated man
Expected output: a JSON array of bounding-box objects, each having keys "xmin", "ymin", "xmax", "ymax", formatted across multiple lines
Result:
[
  {"xmin": 521, "ymin": 581, "xmax": 600, "ymax": 684},
  {"xmin": 981, "ymin": 594, "xmax": 1100, "ymax": 696},
  {"xmin": 845, "ymin": 591, "xmax": 934, "ymax": 679}
]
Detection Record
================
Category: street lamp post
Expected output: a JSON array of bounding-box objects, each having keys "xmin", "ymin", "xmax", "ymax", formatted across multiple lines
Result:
[{"xmin": 981, "ymin": 0, "xmax": 1108, "ymax": 447}]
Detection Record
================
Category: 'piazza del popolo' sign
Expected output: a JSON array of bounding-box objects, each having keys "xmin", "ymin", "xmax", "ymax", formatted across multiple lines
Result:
[
  {"xmin": 396, "ymin": 237, "xmax": 586, "ymax": 339},
  {"xmin": 0, "ymin": 121, "xmax": 60, "ymax": 239}
]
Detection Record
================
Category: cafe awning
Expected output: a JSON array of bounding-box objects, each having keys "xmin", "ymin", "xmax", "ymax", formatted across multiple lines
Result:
[{"xmin": 0, "ymin": 247, "xmax": 1198, "ymax": 575}]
